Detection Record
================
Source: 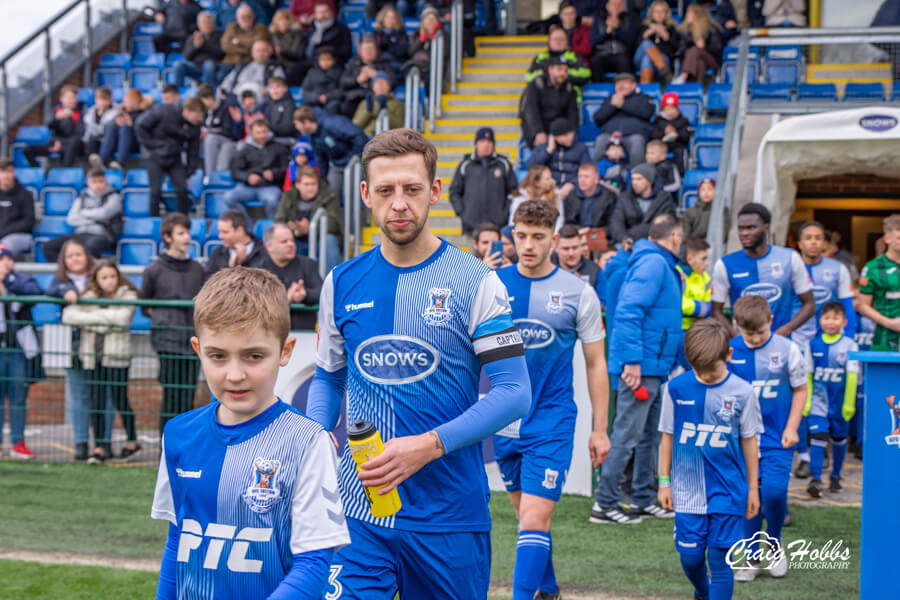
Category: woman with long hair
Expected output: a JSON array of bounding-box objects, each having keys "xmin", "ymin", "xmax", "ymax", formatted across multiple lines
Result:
[
  {"xmin": 508, "ymin": 165, "xmax": 566, "ymax": 232},
  {"xmin": 270, "ymin": 10, "xmax": 305, "ymax": 84},
  {"xmin": 374, "ymin": 5, "xmax": 410, "ymax": 71},
  {"xmin": 635, "ymin": 0, "xmax": 680, "ymax": 83},
  {"xmin": 674, "ymin": 4, "xmax": 724, "ymax": 84}
]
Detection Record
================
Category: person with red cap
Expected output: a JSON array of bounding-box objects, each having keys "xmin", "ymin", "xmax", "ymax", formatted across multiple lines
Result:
[{"xmin": 650, "ymin": 91, "xmax": 692, "ymax": 174}]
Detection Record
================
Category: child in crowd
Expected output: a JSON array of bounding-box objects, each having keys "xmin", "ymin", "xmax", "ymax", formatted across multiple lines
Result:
[
  {"xmin": 683, "ymin": 177, "xmax": 728, "ymax": 240},
  {"xmin": 91, "ymin": 88, "xmax": 149, "ymax": 171},
  {"xmin": 140, "ymin": 213, "xmax": 206, "ymax": 433},
  {"xmin": 263, "ymin": 76, "xmax": 298, "ymax": 143},
  {"xmin": 82, "ymin": 87, "xmax": 118, "ymax": 159},
  {"xmin": 678, "ymin": 237, "xmax": 711, "ymax": 331},
  {"xmin": 650, "ymin": 92, "xmax": 691, "ymax": 174},
  {"xmin": 46, "ymin": 239, "xmax": 97, "ymax": 461},
  {"xmin": 151, "ymin": 267, "xmax": 350, "ymax": 599},
  {"xmin": 352, "ymin": 71, "xmax": 404, "ymax": 136},
  {"xmin": 284, "ymin": 118, "xmax": 318, "ymax": 190},
  {"xmin": 25, "ymin": 84, "xmax": 84, "ymax": 167},
  {"xmin": 234, "ymin": 89, "xmax": 265, "ymax": 141},
  {"xmin": 161, "ymin": 84, "xmax": 180, "ymax": 106},
  {"xmin": 728, "ymin": 295, "xmax": 807, "ymax": 582},
  {"xmin": 197, "ymin": 84, "xmax": 241, "ymax": 175},
  {"xmin": 302, "ymin": 46, "xmax": 344, "ymax": 114},
  {"xmin": 595, "ymin": 132, "xmax": 630, "ymax": 192},
  {"xmin": 62, "ymin": 260, "xmax": 139, "ymax": 465},
  {"xmin": 804, "ymin": 301, "xmax": 859, "ymax": 497},
  {"xmin": 659, "ymin": 319, "xmax": 761, "ymax": 600},
  {"xmin": 645, "ymin": 139, "xmax": 681, "ymax": 194}
]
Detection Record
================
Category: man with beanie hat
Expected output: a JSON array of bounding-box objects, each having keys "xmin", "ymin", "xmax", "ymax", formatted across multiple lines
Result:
[
  {"xmin": 608, "ymin": 162, "xmax": 676, "ymax": 243},
  {"xmin": 592, "ymin": 72, "xmax": 655, "ymax": 167},
  {"xmin": 352, "ymin": 70, "xmax": 404, "ymax": 136},
  {"xmin": 519, "ymin": 54, "xmax": 579, "ymax": 148},
  {"xmin": 449, "ymin": 127, "xmax": 518, "ymax": 235},
  {"xmin": 525, "ymin": 118, "xmax": 591, "ymax": 187}
]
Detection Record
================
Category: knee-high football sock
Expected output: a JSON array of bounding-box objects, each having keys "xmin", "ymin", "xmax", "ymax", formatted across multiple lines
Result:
[
  {"xmin": 809, "ymin": 438, "xmax": 827, "ymax": 480},
  {"xmin": 831, "ymin": 437, "xmax": 847, "ymax": 478},
  {"xmin": 512, "ymin": 530, "xmax": 550, "ymax": 600},
  {"xmin": 707, "ymin": 547, "xmax": 734, "ymax": 600},
  {"xmin": 678, "ymin": 551, "xmax": 710, "ymax": 600},
  {"xmin": 762, "ymin": 484, "xmax": 788, "ymax": 543},
  {"xmin": 538, "ymin": 534, "xmax": 559, "ymax": 595}
]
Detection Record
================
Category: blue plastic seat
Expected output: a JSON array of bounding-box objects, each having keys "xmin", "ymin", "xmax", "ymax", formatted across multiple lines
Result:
[
  {"xmin": 11, "ymin": 126, "xmax": 51, "ymax": 167},
  {"xmin": 681, "ymin": 169, "xmax": 717, "ymax": 208},
  {"xmin": 582, "ymin": 82, "xmax": 614, "ymax": 102},
  {"xmin": 16, "ymin": 167, "xmax": 44, "ymax": 199},
  {"xmin": 765, "ymin": 46, "xmax": 802, "ymax": 61},
  {"xmin": 96, "ymin": 54, "xmax": 131, "ymax": 88},
  {"xmin": 579, "ymin": 104, "xmax": 602, "ymax": 142},
  {"xmin": 205, "ymin": 170, "xmax": 235, "ymax": 189},
  {"xmin": 123, "ymin": 191, "xmax": 152, "ymax": 218},
  {"xmin": 190, "ymin": 218, "xmax": 207, "ymax": 242},
  {"xmin": 765, "ymin": 63, "xmax": 799, "ymax": 86},
  {"xmin": 289, "ymin": 86, "xmax": 303, "ymax": 104},
  {"xmin": 97, "ymin": 71, "xmax": 125, "ymax": 88},
  {"xmin": 253, "ymin": 219, "xmax": 274, "ymax": 240},
  {"xmin": 120, "ymin": 217, "xmax": 162, "ymax": 241},
  {"xmin": 131, "ymin": 37, "xmax": 155, "ymax": 56},
  {"xmin": 110, "ymin": 87, "xmax": 126, "ymax": 103},
  {"xmin": 33, "ymin": 216, "xmax": 74, "ymax": 238},
  {"xmin": 118, "ymin": 241, "xmax": 157, "ymax": 266},
  {"xmin": 403, "ymin": 18, "xmax": 420, "ymax": 34},
  {"xmin": 41, "ymin": 168, "xmax": 84, "ymax": 214},
  {"xmin": 705, "ymin": 83, "xmax": 733, "ymax": 113},
  {"xmin": 695, "ymin": 144, "xmax": 722, "ymax": 170},
  {"xmin": 639, "ymin": 82, "xmax": 661, "ymax": 104},
  {"xmin": 204, "ymin": 192, "xmax": 229, "ymax": 219},
  {"xmin": 166, "ymin": 53, "xmax": 184, "ymax": 66},
  {"xmin": 693, "ymin": 123, "xmax": 726, "ymax": 144},
  {"xmin": 130, "ymin": 70, "xmax": 160, "ymax": 91},
  {"xmin": 133, "ymin": 22, "xmax": 163, "ymax": 36},
  {"xmin": 724, "ymin": 61, "xmax": 758, "ymax": 84},
  {"xmin": 132, "ymin": 53, "xmax": 165, "ymax": 69},
  {"xmin": 104, "ymin": 169, "xmax": 123, "ymax": 190},
  {"xmin": 123, "ymin": 169, "xmax": 150, "ymax": 191},
  {"xmin": 663, "ymin": 83, "xmax": 702, "ymax": 125},
  {"xmin": 42, "ymin": 190, "xmax": 75, "ymax": 216},
  {"xmin": 844, "ymin": 82, "xmax": 886, "ymax": 101},
  {"xmin": 98, "ymin": 53, "xmax": 132, "ymax": 71},
  {"xmin": 750, "ymin": 83, "xmax": 792, "ymax": 101},
  {"xmin": 162, "ymin": 170, "xmax": 204, "ymax": 202},
  {"xmin": 77, "ymin": 87, "xmax": 95, "ymax": 107},
  {"xmin": 797, "ymin": 83, "xmax": 838, "ymax": 102}
]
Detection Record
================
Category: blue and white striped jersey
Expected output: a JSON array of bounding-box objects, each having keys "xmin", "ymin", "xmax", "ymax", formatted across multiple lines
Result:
[
  {"xmin": 791, "ymin": 256, "xmax": 854, "ymax": 344},
  {"xmin": 315, "ymin": 240, "xmax": 524, "ymax": 532},
  {"xmin": 808, "ymin": 334, "xmax": 859, "ymax": 418},
  {"xmin": 659, "ymin": 371, "xmax": 763, "ymax": 515},
  {"xmin": 728, "ymin": 334, "xmax": 808, "ymax": 451},
  {"xmin": 151, "ymin": 400, "xmax": 350, "ymax": 600},
  {"xmin": 495, "ymin": 265, "xmax": 605, "ymax": 438}
]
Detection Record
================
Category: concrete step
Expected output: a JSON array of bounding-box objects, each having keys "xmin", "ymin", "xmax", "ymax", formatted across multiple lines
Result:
[
  {"xmin": 464, "ymin": 57, "xmax": 532, "ymax": 68},
  {"xmin": 457, "ymin": 81, "xmax": 526, "ymax": 94},
  {"xmin": 431, "ymin": 146, "xmax": 518, "ymax": 164},
  {"xmin": 460, "ymin": 69, "xmax": 527, "ymax": 83},
  {"xmin": 476, "ymin": 35, "xmax": 546, "ymax": 48},
  {"xmin": 428, "ymin": 121, "xmax": 521, "ymax": 135}
]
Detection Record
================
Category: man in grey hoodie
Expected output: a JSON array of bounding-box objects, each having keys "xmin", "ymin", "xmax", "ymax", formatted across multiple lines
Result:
[{"xmin": 43, "ymin": 169, "xmax": 122, "ymax": 261}]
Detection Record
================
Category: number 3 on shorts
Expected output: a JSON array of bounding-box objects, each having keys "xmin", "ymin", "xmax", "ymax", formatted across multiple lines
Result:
[{"xmin": 325, "ymin": 564, "xmax": 343, "ymax": 600}]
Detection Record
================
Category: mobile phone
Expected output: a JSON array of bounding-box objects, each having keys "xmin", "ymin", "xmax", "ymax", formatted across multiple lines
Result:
[{"xmin": 491, "ymin": 240, "xmax": 503, "ymax": 257}]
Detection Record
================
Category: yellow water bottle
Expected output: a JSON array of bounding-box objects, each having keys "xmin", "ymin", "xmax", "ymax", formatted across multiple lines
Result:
[{"xmin": 347, "ymin": 421, "xmax": 402, "ymax": 518}]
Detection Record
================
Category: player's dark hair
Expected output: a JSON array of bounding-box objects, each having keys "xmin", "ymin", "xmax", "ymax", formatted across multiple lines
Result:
[
  {"xmin": 161, "ymin": 212, "xmax": 190, "ymax": 242},
  {"xmin": 558, "ymin": 224, "xmax": 580, "ymax": 239},
  {"xmin": 362, "ymin": 128, "xmax": 437, "ymax": 185},
  {"xmin": 513, "ymin": 199, "xmax": 559, "ymax": 230},
  {"xmin": 820, "ymin": 300, "xmax": 845, "ymax": 317},
  {"xmin": 798, "ymin": 220, "xmax": 825, "ymax": 238},
  {"xmin": 684, "ymin": 236, "xmax": 709, "ymax": 254},
  {"xmin": 162, "ymin": 84, "xmax": 179, "ymax": 95},
  {"xmin": 218, "ymin": 209, "xmax": 249, "ymax": 234},
  {"xmin": 196, "ymin": 84, "xmax": 216, "ymax": 99},
  {"xmin": 733, "ymin": 295, "xmax": 772, "ymax": 332},
  {"xmin": 649, "ymin": 213, "xmax": 681, "ymax": 241},
  {"xmin": 684, "ymin": 319, "xmax": 731, "ymax": 374},
  {"xmin": 738, "ymin": 202, "xmax": 771, "ymax": 225}
]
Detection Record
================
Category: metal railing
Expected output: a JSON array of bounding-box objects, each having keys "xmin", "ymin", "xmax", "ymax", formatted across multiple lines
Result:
[
  {"xmin": 449, "ymin": 0, "xmax": 464, "ymax": 94},
  {"xmin": 375, "ymin": 108, "xmax": 391, "ymax": 135},
  {"xmin": 404, "ymin": 67, "xmax": 422, "ymax": 130},
  {"xmin": 342, "ymin": 155, "xmax": 361, "ymax": 261},
  {"xmin": 1, "ymin": 0, "xmax": 142, "ymax": 155},
  {"xmin": 427, "ymin": 31, "xmax": 447, "ymax": 132},
  {"xmin": 351, "ymin": 159, "xmax": 363, "ymax": 258},
  {"xmin": 307, "ymin": 207, "xmax": 329, "ymax": 279},
  {"xmin": 706, "ymin": 26, "xmax": 900, "ymax": 267}
]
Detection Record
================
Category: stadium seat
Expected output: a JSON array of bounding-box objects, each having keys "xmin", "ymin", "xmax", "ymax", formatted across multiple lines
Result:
[
  {"xmin": 41, "ymin": 168, "xmax": 85, "ymax": 215},
  {"xmin": 695, "ymin": 144, "xmax": 722, "ymax": 170},
  {"xmin": 104, "ymin": 169, "xmax": 123, "ymax": 190},
  {"xmin": 77, "ymin": 87, "xmax": 95, "ymax": 107},
  {"xmin": 16, "ymin": 167, "xmax": 44, "ymax": 199},
  {"xmin": 892, "ymin": 80, "xmax": 900, "ymax": 101},
  {"xmin": 111, "ymin": 87, "xmax": 126, "ymax": 103},
  {"xmin": 206, "ymin": 219, "xmax": 220, "ymax": 243},
  {"xmin": 118, "ymin": 240, "xmax": 157, "ymax": 265},
  {"xmin": 664, "ymin": 83, "xmax": 703, "ymax": 126},
  {"xmin": 705, "ymin": 83, "xmax": 733, "ymax": 114},
  {"xmin": 204, "ymin": 170, "xmax": 235, "ymax": 190},
  {"xmin": 133, "ymin": 22, "xmax": 163, "ymax": 36},
  {"xmin": 129, "ymin": 53, "xmax": 165, "ymax": 91},
  {"xmin": 203, "ymin": 192, "xmax": 229, "ymax": 219},
  {"xmin": 765, "ymin": 63, "xmax": 800, "ymax": 86},
  {"xmin": 582, "ymin": 83, "xmax": 614, "ymax": 102},
  {"xmin": 190, "ymin": 218, "xmax": 207, "ymax": 243},
  {"xmin": 33, "ymin": 216, "xmax": 74, "ymax": 238},
  {"xmin": 579, "ymin": 104, "xmax": 602, "ymax": 142},
  {"xmin": 204, "ymin": 239, "xmax": 224, "ymax": 258},
  {"xmin": 639, "ymin": 82, "xmax": 661, "ymax": 104},
  {"xmin": 797, "ymin": 83, "xmax": 839, "ymax": 102},
  {"xmin": 750, "ymin": 83, "xmax": 792, "ymax": 102},
  {"xmin": 121, "ymin": 217, "xmax": 162, "ymax": 241},
  {"xmin": 844, "ymin": 82, "xmax": 886, "ymax": 101},
  {"xmin": 131, "ymin": 37, "xmax": 155, "ymax": 56},
  {"xmin": 290, "ymin": 86, "xmax": 303, "ymax": 104},
  {"xmin": 123, "ymin": 191, "xmax": 152, "ymax": 218},
  {"xmin": 11, "ymin": 126, "xmax": 51, "ymax": 167},
  {"xmin": 253, "ymin": 219, "xmax": 274, "ymax": 240},
  {"xmin": 723, "ymin": 54, "xmax": 759, "ymax": 84},
  {"xmin": 681, "ymin": 169, "xmax": 717, "ymax": 208},
  {"xmin": 32, "ymin": 273, "xmax": 54, "ymax": 291},
  {"xmin": 126, "ymin": 275, "xmax": 152, "ymax": 331},
  {"xmin": 162, "ymin": 170, "xmax": 204, "ymax": 203},
  {"xmin": 96, "ymin": 54, "xmax": 131, "ymax": 87},
  {"xmin": 123, "ymin": 169, "xmax": 150, "ymax": 192},
  {"xmin": 693, "ymin": 123, "xmax": 726, "ymax": 144}
]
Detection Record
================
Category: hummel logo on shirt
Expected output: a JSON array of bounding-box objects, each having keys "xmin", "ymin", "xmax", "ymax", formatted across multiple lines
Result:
[
  {"xmin": 676, "ymin": 399, "xmax": 696, "ymax": 405},
  {"xmin": 345, "ymin": 300, "xmax": 375, "ymax": 311},
  {"xmin": 730, "ymin": 359, "xmax": 746, "ymax": 364},
  {"xmin": 176, "ymin": 468, "xmax": 202, "ymax": 479},
  {"xmin": 733, "ymin": 272, "xmax": 750, "ymax": 278}
]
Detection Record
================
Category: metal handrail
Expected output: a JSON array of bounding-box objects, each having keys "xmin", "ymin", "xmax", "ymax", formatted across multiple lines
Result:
[
  {"xmin": 352, "ymin": 159, "xmax": 363, "ymax": 257},
  {"xmin": 342, "ymin": 155, "xmax": 361, "ymax": 260},
  {"xmin": 375, "ymin": 108, "xmax": 390, "ymax": 134},
  {"xmin": 428, "ymin": 31, "xmax": 446, "ymax": 132},
  {"xmin": 307, "ymin": 206, "xmax": 329, "ymax": 279},
  {"xmin": 450, "ymin": 0, "xmax": 463, "ymax": 94},
  {"xmin": 403, "ymin": 67, "xmax": 421, "ymax": 130}
]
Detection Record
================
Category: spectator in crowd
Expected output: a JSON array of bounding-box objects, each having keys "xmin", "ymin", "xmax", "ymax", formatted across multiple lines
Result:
[
  {"xmin": 293, "ymin": 105, "xmax": 368, "ymax": 196},
  {"xmin": 708, "ymin": 0, "xmax": 739, "ymax": 43},
  {"xmin": 0, "ymin": 245, "xmax": 41, "ymax": 459},
  {"xmin": 608, "ymin": 163, "xmax": 676, "ymax": 243},
  {"xmin": 858, "ymin": 214, "xmax": 900, "ymax": 352},
  {"xmin": 62, "ymin": 260, "xmax": 139, "ymax": 465},
  {"xmin": 206, "ymin": 209, "xmax": 268, "ymax": 274},
  {"xmin": 262, "ymin": 76, "xmax": 297, "ymax": 143},
  {"xmin": 44, "ymin": 169, "xmax": 122, "ymax": 262},
  {"xmin": 195, "ymin": 84, "xmax": 240, "ymax": 175},
  {"xmin": 564, "ymin": 162, "xmax": 616, "ymax": 232},
  {"xmin": 234, "ymin": 88, "xmax": 265, "ymax": 139},
  {"xmin": 82, "ymin": 87, "xmax": 118, "ymax": 160},
  {"xmin": 589, "ymin": 0, "xmax": 639, "ymax": 80},
  {"xmin": 90, "ymin": 89, "xmax": 150, "ymax": 171},
  {"xmin": 0, "ymin": 160, "xmax": 36, "ymax": 256},
  {"xmin": 558, "ymin": 0, "xmax": 592, "ymax": 60},
  {"xmin": 526, "ymin": 118, "xmax": 591, "ymax": 187},
  {"xmin": 220, "ymin": 39, "xmax": 286, "ymax": 98},
  {"xmin": 683, "ymin": 177, "xmax": 728, "ymax": 240},
  {"xmin": 471, "ymin": 221, "xmax": 501, "ymax": 261},
  {"xmin": 269, "ymin": 9, "xmax": 305, "ymax": 82},
  {"xmin": 592, "ymin": 72, "xmax": 654, "ymax": 167},
  {"xmin": 291, "ymin": 0, "xmax": 335, "ymax": 26},
  {"xmin": 649, "ymin": 92, "xmax": 691, "ymax": 174},
  {"xmin": 220, "ymin": 3, "xmax": 270, "ymax": 68},
  {"xmin": 225, "ymin": 119, "xmax": 291, "ymax": 219},
  {"xmin": 520, "ymin": 55, "xmax": 579, "ymax": 148},
  {"xmin": 261, "ymin": 223, "xmax": 322, "ymax": 330},
  {"xmin": 353, "ymin": 71, "xmax": 405, "ymax": 136},
  {"xmin": 525, "ymin": 26, "xmax": 592, "ymax": 95},
  {"xmin": 274, "ymin": 165, "xmax": 342, "ymax": 271},
  {"xmin": 45, "ymin": 239, "xmax": 95, "ymax": 461},
  {"xmin": 403, "ymin": 6, "xmax": 445, "ymax": 81},
  {"xmin": 678, "ymin": 236, "xmax": 712, "ymax": 330},
  {"xmin": 763, "ymin": 0, "xmax": 807, "ymax": 26},
  {"xmin": 174, "ymin": 10, "xmax": 227, "ymax": 86},
  {"xmin": 284, "ymin": 132, "xmax": 317, "ymax": 188},
  {"xmin": 135, "ymin": 98, "xmax": 205, "ymax": 216},
  {"xmin": 645, "ymin": 140, "xmax": 680, "ymax": 195},
  {"xmin": 634, "ymin": 0, "xmax": 678, "ymax": 83},
  {"xmin": 302, "ymin": 46, "xmax": 345, "ymax": 113},
  {"xmin": 595, "ymin": 131, "xmax": 630, "ymax": 191},
  {"xmin": 302, "ymin": 2, "xmax": 353, "ymax": 72},
  {"xmin": 140, "ymin": 212, "xmax": 206, "ymax": 432},
  {"xmin": 449, "ymin": 127, "xmax": 518, "ymax": 236},
  {"xmin": 672, "ymin": 4, "xmax": 723, "ymax": 84},
  {"xmin": 161, "ymin": 84, "xmax": 181, "ymax": 107},
  {"xmin": 508, "ymin": 165, "xmax": 567, "ymax": 232},
  {"xmin": 153, "ymin": 0, "xmax": 202, "ymax": 53},
  {"xmin": 501, "ymin": 224, "xmax": 518, "ymax": 264},
  {"xmin": 216, "ymin": 0, "xmax": 268, "ymax": 29},
  {"xmin": 373, "ymin": 5, "xmax": 410, "ymax": 72},
  {"xmin": 589, "ymin": 214, "xmax": 683, "ymax": 525},
  {"xmin": 340, "ymin": 36, "xmax": 395, "ymax": 117},
  {"xmin": 24, "ymin": 85, "xmax": 84, "ymax": 168},
  {"xmin": 554, "ymin": 224, "xmax": 605, "ymax": 299}
]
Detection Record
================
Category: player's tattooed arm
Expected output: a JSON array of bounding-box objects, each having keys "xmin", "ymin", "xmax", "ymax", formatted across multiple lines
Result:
[{"xmin": 427, "ymin": 430, "xmax": 445, "ymax": 456}]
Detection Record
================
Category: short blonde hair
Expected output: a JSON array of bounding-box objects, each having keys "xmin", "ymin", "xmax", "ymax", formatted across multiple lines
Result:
[
  {"xmin": 884, "ymin": 213, "xmax": 900, "ymax": 234},
  {"xmin": 193, "ymin": 267, "xmax": 290, "ymax": 343},
  {"xmin": 684, "ymin": 319, "xmax": 731, "ymax": 374},
  {"xmin": 733, "ymin": 295, "xmax": 771, "ymax": 332}
]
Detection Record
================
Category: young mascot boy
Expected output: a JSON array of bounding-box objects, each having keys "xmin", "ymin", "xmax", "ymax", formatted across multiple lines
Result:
[
  {"xmin": 658, "ymin": 318, "xmax": 762, "ymax": 600},
  {"xmin": 151, "ymin": 267, "xmax": 350, "ymax": 599},
  {"xmin": 727, "ymin": 295, "xmax": 807, "ymax": 582}
]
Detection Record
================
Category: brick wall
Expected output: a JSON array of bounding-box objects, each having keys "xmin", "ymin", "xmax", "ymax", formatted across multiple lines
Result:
[{"xmin": 797, "ymin": 174, "xmax": 900, "ymax": 198}]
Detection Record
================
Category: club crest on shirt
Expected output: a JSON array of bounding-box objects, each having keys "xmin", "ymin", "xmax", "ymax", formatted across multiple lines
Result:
[
  {"xmin": 837, "ymin": 351, "xmax": 846, "ymax": 363},
  {"xmin": 718, "ymin": 396, "xmax": 736, "ymax": 419},
  {"xmin": 542, "ymin": 468, "xmax": 559, "ymax": 490},
  {"xmin": 771, "ymin": 262, "xmax": 784, "ymax": 278},
  {"xmin": 546, "ymin": 291, "xmax": 564, "ymax": 313},
  {"xmin": 493, "ymin": 168, "xmax": 503, "ymax": 178},
  {"xmin": 243, "ymin": 457, "xmax": 283, "ymax": 513},
  {"xmin": 768, "ymin": 352, "xmax": 782, "ymax": 371},
  {"xmin": 822, "ymin": 268, "xmax": 835, "ymax": 282},
  {"xmin": 422, "ymin": 287, "xmax": 453, "ymax": 326}
]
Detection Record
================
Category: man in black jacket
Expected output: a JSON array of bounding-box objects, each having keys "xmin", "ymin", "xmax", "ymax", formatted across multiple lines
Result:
[
  {"xmin": 519, "ymin": 55, "xmax": 579, "ymax": 148},
  {"xmin": 153, "ymin": 0, "xmax": 202, "ymax": 53},
  {"xmin": 262, "ymin": 76, "xmax": 297, "ymax": 143},
  {"xmin": 338, "ymin": 36, "xmax": 395, "ymax": 117},
  {"xmin": 206, "ymin": 209, "xmax": 267, "ymax": 275},
  {"xmin": 224, "ymin": 119, "xmax": 291, "ymax": 219},
  {"xmin": 220, "ymin": 40, "xmax": 287, "ymax": 98},
  {"xmin": 293, "ymin": 106, "xmax": 369, "ymax": 197},
  {"xmin": 173, "ymin": 10, "xmax": 227, "ymax": 86},
  {"xmin": 302, "ymin": 2, "xmax": 353, "ymax": 68},
  {"xmin": 449, "ymin": 128, "xmax": 518, "ymax": 236},
  {"xmin": 592, "ymin": 72, "xmax": 655, "ymax": 167},
  {"xmin": 0, "ymin": 160, "xmax": 36, "ymax": 256},
  {"xmin": 197, "ymin": 84, "xmax": 240, "ymax": 175},
  {"xmin": 134, "ymin": 98, "xmax": 204, "ymax": 216},
  {"xmin": 564, "ymin": 162, "xmax": 616, "ymax": 232},
  {"xmin": 608, "ymin": 162, "xmax": 676, "ymax": 243},
  {"xmin": 261, "ymin": 223, "xmax": 322, "ymax": 331},
  {"xmin": 589, "ymin": 0, "xmax": 639, "ymax": 79}
]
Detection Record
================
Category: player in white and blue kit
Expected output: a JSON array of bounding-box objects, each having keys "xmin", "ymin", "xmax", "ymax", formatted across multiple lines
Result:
[
  {"xmin": 711, "ymin": 203, "xmax": 814, "ymax": 337},
  {"xmin": 494, "ymin": 200, "xmax": 609, "ymax": 600},
  {"xmin": 727, "ymin": 295, "xmax": 807, "ymax": 582},
  {"xmin": 306, "ymin": 130, "xmax": 531, "ymax": 599},
  {"xmin": 659, "ymin": 319, "xmax": 762, "ymax": 600},
  {"xmin": 152, "ymin": 268, "xmax": 351, "ymax": 600}
]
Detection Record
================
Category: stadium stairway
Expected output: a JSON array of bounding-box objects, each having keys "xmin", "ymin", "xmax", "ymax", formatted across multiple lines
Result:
[{"xmin": 360, "ymin": 35, "xmax": 545, "ymax": 252}]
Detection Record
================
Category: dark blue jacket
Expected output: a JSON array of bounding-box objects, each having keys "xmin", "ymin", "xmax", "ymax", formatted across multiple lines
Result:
[
  {"xmin": 592, "ymin": 91, "xmax": 655, "ymax": 138},
  {"xmin": 609, "ymin": 239, "xmax": 683, "ymax": 376},
  {"xmin": 310, "ymin": 108, "xmax": 369, "ymax": 178},
  {"xmin": 526, "ymin": 141, "xmax": 592, "ymax": 186}
]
